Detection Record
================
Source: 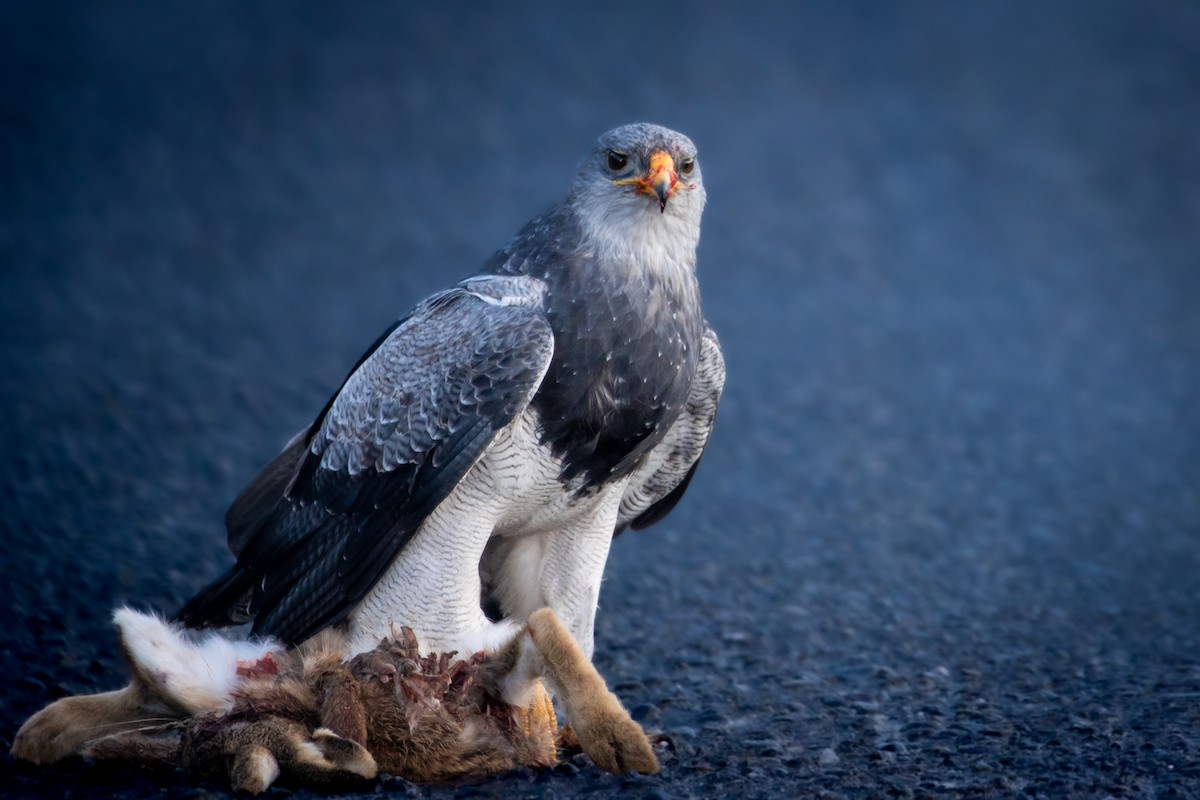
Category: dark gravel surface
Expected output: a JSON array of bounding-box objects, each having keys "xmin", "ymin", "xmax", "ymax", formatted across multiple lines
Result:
[{"xmin": 3, "ymin": 2, "xmax": 1199, "ymax": 798}]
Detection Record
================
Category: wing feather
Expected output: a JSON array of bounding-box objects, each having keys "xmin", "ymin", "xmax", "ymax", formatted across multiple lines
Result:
[
  {"xmin": 178, "ymin": 277, "xmax": 553, "ymax": 645},
  {"xmin": 617, "ymin": 324, "xmax": 724, "ymax": 532},
  {"xmin": 224, "ymin": 430, "xmax": 308, "ymax": 558}
]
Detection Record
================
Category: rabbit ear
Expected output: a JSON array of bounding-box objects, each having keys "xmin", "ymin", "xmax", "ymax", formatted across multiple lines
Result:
[{"xmin": 113, "ymin": 607, "xmax": 284, "ymax": 715}]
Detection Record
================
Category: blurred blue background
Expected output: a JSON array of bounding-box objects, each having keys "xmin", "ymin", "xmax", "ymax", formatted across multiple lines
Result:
[{"xmin": 2, "ymin": 2, "xmax": 1198, "ymax": 797}]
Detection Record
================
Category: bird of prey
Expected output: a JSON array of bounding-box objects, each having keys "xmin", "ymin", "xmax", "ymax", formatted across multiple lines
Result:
[{"xmin": 178, "ymin": 123, "xmax": 725, "ymax": 660}]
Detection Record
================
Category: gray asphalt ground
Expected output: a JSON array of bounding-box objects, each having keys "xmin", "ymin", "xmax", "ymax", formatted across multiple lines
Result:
[{"xmin": 2, "ymin": 2, "xmax": 1198, "ymax": 798}]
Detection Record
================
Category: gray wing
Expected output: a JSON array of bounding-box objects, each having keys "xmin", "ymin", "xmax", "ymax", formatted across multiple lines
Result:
[
  {"xmin": 617, "ymin": 324, "xmax": 725, "ymax": 532},
  {"xmin": 178, "ymin": 276, "xmax": 553, "ymax": 645}
]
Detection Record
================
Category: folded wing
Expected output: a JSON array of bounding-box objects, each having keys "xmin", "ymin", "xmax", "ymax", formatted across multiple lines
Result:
[
  {"xmin": 617, "ymin": 325, "xmax": 724, "ymax": 532},
  {"xmin": 178, "ymin": 277, "xmax": 553, "ymax": 646}
]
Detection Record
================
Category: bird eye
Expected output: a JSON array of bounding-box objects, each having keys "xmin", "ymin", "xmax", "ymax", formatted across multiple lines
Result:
[
  {"xmin": 680, "ymin": 157, "xmax": 695, "ymax": 175},
  {"xmin": 607, "ymin": 150, "xmax": 628, "ymax": 171}
]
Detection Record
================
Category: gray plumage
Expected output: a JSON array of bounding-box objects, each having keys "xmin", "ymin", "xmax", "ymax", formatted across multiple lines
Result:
[{"xmin": 179, "ymin": 123, "xmax": 725, "ymax": 656}]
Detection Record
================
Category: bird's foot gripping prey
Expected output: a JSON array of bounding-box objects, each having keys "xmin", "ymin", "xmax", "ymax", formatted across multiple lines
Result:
[
  {"xmin": 11, "ymin": 607, "xmax": 659, "ymax": 790},
  {"xmin": 175, "ymin": 122, "xmax": 724, "ymax": 714}
]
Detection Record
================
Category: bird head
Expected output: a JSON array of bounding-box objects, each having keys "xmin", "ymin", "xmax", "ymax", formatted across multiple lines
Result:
[{"xmin": 571, "ymin": 123, "xmax": 706, "ymax": 231}]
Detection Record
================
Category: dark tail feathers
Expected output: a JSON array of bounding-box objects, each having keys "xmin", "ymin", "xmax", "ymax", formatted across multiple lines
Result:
[{"xmin": 175, "ymin": 565, "xmax": 255, "ymax": 629}]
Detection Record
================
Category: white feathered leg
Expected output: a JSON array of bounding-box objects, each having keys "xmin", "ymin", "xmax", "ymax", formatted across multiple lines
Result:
[
  {"xmin": 493, "ymin": 487, "xmax": 623, "ymax": 660},
  {"xmin": 346, "ymin": 461, "xmax": 520, "ymax": 657}
]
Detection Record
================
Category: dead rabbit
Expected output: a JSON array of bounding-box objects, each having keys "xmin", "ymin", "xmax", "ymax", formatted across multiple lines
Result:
[{"xmin": 11, "ymin": 606, "xmax": 658, "ymax": 792}]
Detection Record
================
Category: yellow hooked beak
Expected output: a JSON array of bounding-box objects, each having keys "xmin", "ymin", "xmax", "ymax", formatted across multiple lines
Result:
[{"xmin": 613, "ymin": 151, "xmax": 678, "ymax": 213}]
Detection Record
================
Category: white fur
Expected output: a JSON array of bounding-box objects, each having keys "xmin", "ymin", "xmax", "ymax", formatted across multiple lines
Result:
[
  {"xmin": 243, "ymin": 746, "xmax": 281, "ymax": 790},
  {"xmin": 498, "ymin": 630, "xmax": 545, "ymax": 708},
  {"xmin": 296, "ymin": 740, "xmax": 331, "ymax": 766},
  {"xmin": 113, "ymin": 607, "xmax": 283, "ymax": 714},
  {"xmin": 450, "ymin": 618, "xmax": 525, "ymax": 658}
]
